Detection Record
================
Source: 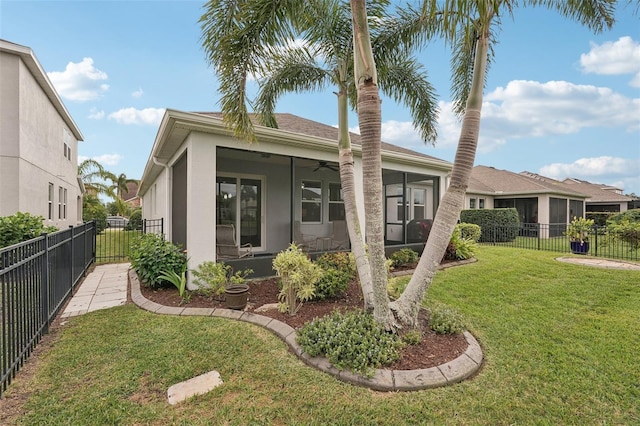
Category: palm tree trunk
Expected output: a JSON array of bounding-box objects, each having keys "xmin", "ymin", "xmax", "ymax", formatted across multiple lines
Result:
[
  {"xmin": 391, "ymin": 24, "xmax": 489, "ymax": 328},
  {"xmin": 336, "ymin": 83, "xmax": 374, "ymax": 310},
  {"xmin": 351, "ymin": 0, "xmax": 396, "ymax": 330}
]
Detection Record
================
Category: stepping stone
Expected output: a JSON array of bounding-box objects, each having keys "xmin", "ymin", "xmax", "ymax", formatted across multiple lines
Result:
[
  {"xmin": 255, "ymin": 303, "xmax": 279, "ymax": 312},
  {"xmin": 167, "ymin": 370, "xmax": 223, "ymax": 405}
]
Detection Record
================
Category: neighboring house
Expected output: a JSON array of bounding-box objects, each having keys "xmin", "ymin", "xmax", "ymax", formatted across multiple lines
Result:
[
  {"xmin": 0, "ymin": 39, "xmax": 84, "ymax": 228},
  {"xmin": 121, "ymin": 181, "xmax": 141, "ymax": 208},
  {"xmin": 561, "ymin": 178, "xmax": 633, "ymax": 213},
  {"xmin": 138, "ymin": 109, "xmax": 452, "ymax": 275},
  {"xmin": 466, "ymin": 166, "xmax": 589, "ymax": 236}
]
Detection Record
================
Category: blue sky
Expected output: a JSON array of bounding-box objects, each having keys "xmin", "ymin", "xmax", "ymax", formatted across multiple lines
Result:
[{"xmin": 2, "ymin": 1, "xmax": 639, "ymax": 195}]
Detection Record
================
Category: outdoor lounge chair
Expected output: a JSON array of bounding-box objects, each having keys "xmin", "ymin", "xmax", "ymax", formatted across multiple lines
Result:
[
  {"xmin": 293, "ymin": 220, "xmax": 317, "ymax": 251},
  {"xmin": 330, "ymin": 220, "xmax": 349, "ymax": 250},
  {"xmin": 216, "ymin": 224, "xmax": 253, "ymax": 258}
]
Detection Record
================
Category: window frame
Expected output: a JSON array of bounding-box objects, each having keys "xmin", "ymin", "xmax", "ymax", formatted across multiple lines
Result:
[
  {"xmin": 301, "ymin": 180, "xmax": 323, "ymax": 223},
  {"xmin": 328, "ymin": 182, "xmax": 345, "ymax": 221}
]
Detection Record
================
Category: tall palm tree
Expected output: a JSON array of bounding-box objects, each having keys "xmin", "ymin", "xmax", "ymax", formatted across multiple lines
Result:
[
  {"xmin": 78, "ymin": 158, "xmax": 114, "ymax": 198},
  {"xmin": 201, "ymin": 0, "xmax": 440, "ymax": 314},
  {"xmin": 108, "ymin": 173, "xmax": 139, "ymax": 200},
  {"xmin": 349, "ymin": 0, "xmax": 616, "ymax": 329}
]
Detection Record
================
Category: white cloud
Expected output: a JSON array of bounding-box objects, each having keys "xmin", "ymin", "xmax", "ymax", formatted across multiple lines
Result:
[
  {"xmin": 88, "ymin": 107, "xmax": 105, "ymax": 120},
  {"xmin": 108, "ymin": 107, "xmax": 165, "ymax": 125},
  {"xmin": 47, "ymin": 58, "xmax": 109, "ymax": 101},
  {"xmin": 78, "ymin": 153, "xmax": 123, "ymax": 167},
  {"xmin": 346, "ymin": 79, "xmax": 639, "ymax": 159},
  {"xmin": 540, "ymin": 156, "xmax": 640, "ymax": 179},
  {"xmin": 580, "ymin": 36, "xmax": 640, "ymax": 87},
  {"xmin": 132, "ymin": 87, "xmax": 144, "ymax": 98}
]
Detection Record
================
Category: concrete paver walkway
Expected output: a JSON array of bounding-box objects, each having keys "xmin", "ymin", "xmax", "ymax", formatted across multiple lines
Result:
[
  {"xmin": 61, "ymin": 263, "xmax": 130, "ymax": 318},
  {"xmin": 556, "ymin": 256, "xmax": 640, "ymax": 270}
]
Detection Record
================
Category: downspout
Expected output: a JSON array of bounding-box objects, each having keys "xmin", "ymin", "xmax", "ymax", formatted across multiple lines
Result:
[{"xmin": 152, "ymin": 156, "xmax": 171, "ymax": 240}]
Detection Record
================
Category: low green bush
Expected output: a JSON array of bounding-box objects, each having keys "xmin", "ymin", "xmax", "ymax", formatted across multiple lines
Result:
[
  {"xmin": 315, "ymin": 251, "xmax": 356, "ymax": 278},
  {"xmin": 0, "ymin": 212, "xmax": 58, "ymax": 248},
  {"xmin": 389, "ymin": 248, "xmax": 418, "ymax": 268},
  {"xmin": 129, "ymin": 233, "xmax": 186, "ymax": 288},
  {"xmin": 125, "ymin": 209, "xmax": 142, "ymax": 231},
  {"xmin": 429, "ymin": 304, "xmax": 465, "ymax": 335},
  {"xmin": 312, "ymin": 269, "xmax": 350, "ymax": 300},
  {"xmin": 607, "ymin": 218, "xmax": 640, "ymax": 250},
  {"xmin": 456, "ymin": 223, "xmax": 481, "ymax": 242},
  {"xmin": 297, "ymin": 310, "xmax": 403, "ymax": 377},
  {"xmin": 442, "ymin": 228, "xmax": 478, "ymax": 261}
]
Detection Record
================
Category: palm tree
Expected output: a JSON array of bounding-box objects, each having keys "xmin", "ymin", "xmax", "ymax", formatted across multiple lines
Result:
[
  {"xmin": 108, "ymin": 173, "xmax": 139, "ymax": 200},
  {"xmin": 349, "ymin": 0, "xmax": 616, "ymax": 329},
  {"xmin": 78, "ymin": 158, "xmax": 114, "ymax": 198},
  {"xmin": 201, "ymin": 0, "xmax": 440, "ymax": 314}
]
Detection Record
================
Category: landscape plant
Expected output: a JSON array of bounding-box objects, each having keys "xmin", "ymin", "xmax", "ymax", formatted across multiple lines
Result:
[
  {"xmin": 564, "ymin": 216, "xmax": 595, "ymax": 243},
  {"xmin": 0, "ymin": 212, "xmax": 58, "ymax": 248},
  {"xmin": 129, "ymin": 233, "xmax": 187, "ymax": 288},
  {"xmin": 273, "ymin": 243, "xmax": 323, "ymax": 315},
  {"xmin": 607, "ymin": 209, "xmax": 640, "ymax": 250},
  {"xmin": 191, "ymin": 261, "xmax": 253, "ymax": 299},
  {"xmin": 296, "ymin": 309, "xmax": 403, "ymax": 377},
  {"xmin": 389, "ymin": 248, "xmax": 419, "ymax": 268},
  {"xmin": 313, "ymin": 251, "xmax": 356, "ymax": 300},
  {"xmin": 428, "ymin": 303, "xmax": 465, "ymax": 335},
  {"xmin": 158, "ymin": 263, "xmax": 190, "ymax": 304}
]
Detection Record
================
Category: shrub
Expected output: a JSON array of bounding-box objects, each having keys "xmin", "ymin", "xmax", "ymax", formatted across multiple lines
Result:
[
  {"xmin": 389, "ymin": 248, "xmax": 418, "ymax": 268},
  {"xmin": 129, "ymin": 233, "xmax": 186, "ymax": 288},
  {"xmin": 607, "ymin": 218, "xmax": 640, "ymax": 250},
  {"xmin": 461, "ymin": 208, "xmax": 519, "ymax": 242},
  {"xmin": 82, "ymin": 194, "xmax": 107, "ymax": 233},
  {"xmin": 429, "ymin": 304, "xmax": 465, "ymax": 335},
  {"xmin": 125, "ymin": 209, "xmax": 142, "ymax": 231},
  {"xmin": 386, "ymin": 276, "xmax": 408, "ymax": 300},
  {"xmin": 401, "ymin": 330, "xmax": 423, "ymax": 346},
  {"xmin": 191, "ymin": 261, "xmax": 252, "ymax": 298},
  {"xmin": 0, "ymin": 212, "xmax": 58, "ymax": 248},
  {"xmin": 297, "ymin": 310, "xmax": 403, "ymax": 377},
  {"xmin": 442, "ymin": 228, "xmax": 478, "ymax": 261},
  {"xmin": 456, "ymin": 223, "xmax": 481, "ymax": 242},
  {"xmin": 273, "ymin": 243, "xmax": 323, "ymax": 315},
  {"xmin": 312, "ymin": 269, "xmax": 350, "ymax": 300},
  {"xmin": 315, "ymin": 251, "xmax": 356, "ymax": 278}
]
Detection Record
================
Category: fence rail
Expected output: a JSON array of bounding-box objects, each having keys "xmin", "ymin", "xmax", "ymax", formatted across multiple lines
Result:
[
  {"xmin": 479, "ymin": 223, "xmax": 639, "ymax": 262},
  {"xmin": 96, "ymin": 218, "xmax": 163, "ymax": 263},
  {"xmin": 1, "ymin": 221, "xmax": 96, "ymax": 396}
]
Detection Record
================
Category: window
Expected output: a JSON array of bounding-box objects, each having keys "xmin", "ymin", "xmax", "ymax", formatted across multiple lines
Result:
[
  {"xmin": 469, "ymin": 198, "xmax": 476, "ymax": 209},
  {"xmin": 63, "ymin": 188, "xmax": 67, "ymax": 219},
  {"xmin": 478, "ymin": 198, "xmax": 485, "ymax": 209},
  {"xmin": 413, "ymin": 188, "xmax": 426, "ymax": 219},
  {"xmin": 328, "ymin": 182, "xmax": 345, "ymax": 221},
  {"xmin": 58, "ymin": 186, "xmax": 63, "ymax": 219},
  {"xmin": 301, "ymin": 180, "xmax": 322, "ymax": 222},
  {"xmin": 48, "ymin": 183, "xmax": 54, "ymax": 220}
]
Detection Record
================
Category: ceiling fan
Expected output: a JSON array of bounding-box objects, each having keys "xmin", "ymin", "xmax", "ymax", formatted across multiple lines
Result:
[{"xmin": 313, "ymin": 161, "xmax": 339, "ymax": 172}]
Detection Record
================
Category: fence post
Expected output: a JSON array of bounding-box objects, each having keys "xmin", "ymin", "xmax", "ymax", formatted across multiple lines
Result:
[{"xmin": 40, "ymin": 233, "xmax": 49, "ymax": 334}]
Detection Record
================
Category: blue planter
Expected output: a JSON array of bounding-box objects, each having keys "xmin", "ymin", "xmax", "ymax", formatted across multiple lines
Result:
[{"xmin": 570, "ymin": 241, "xmax": 590, "ymax": 255}]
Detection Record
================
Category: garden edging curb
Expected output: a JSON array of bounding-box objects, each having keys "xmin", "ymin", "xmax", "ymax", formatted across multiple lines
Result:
[{"xmin": 129, "ymin": 269, "xmax": 483, "ymax": 392}]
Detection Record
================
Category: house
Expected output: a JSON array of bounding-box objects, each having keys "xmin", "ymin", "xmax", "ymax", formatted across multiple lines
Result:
[
  {"xmin": 0, "ymin": 39, "xmax": 84, "ymax": 227},
  {"xmin": 138, "ymin": 109, "xmax": 452, "ymax": 278},
  {"xmin": 561, "ymin": 178, "xmax": 634, "ymax": 213},
  {"xmin": 465, "ymin": 166, "xmax": 589, "ymax": 236},
  {"xmin": 121, "ymin": 181, "xmax": 141, "ymax": 209}
]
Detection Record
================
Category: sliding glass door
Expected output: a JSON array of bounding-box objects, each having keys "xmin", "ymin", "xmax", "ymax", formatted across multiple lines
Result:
[{"xmin": 216, "ymin": 175, "xmax": 264, "ymax": 249}]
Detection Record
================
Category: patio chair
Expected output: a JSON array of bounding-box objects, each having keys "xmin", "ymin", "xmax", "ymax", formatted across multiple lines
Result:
[
  {"xmin": 331, "ymin": 220, "xmax": 349, "ymax": 250},
  {"xmin": 293, "ymin": 220, "xmax": 316, "ymax": 251},
  {"xmin": 216, "ymin": 224, "xmax": 253, "ymax": 258}
]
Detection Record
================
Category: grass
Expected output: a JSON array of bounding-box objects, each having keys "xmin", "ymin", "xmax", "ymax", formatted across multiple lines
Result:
[
  {"xmin": 3, "ymin": 246, "xmax": 639, "ymax": 425},
  {"xmin": 94, "ymin": 229, "xmax": 140, "ymax": 264}
]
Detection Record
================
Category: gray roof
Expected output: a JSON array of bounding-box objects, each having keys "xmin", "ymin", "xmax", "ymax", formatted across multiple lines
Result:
[
  {"xmin": 467, "ymin": 166, "xmax": 588, "ymax": 198},
  {"xmin": 562, "ymin": 178, "xmax": 634, "ymax": 203},
  {"xmin": 196, "ymin": 112, "xmax": 445, "ymax": 163}
]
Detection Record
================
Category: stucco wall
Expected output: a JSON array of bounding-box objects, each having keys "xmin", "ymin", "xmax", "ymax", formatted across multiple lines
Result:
[{"xmin": 0, "ymin": 49, "xmax": 81, "ymax": 227}]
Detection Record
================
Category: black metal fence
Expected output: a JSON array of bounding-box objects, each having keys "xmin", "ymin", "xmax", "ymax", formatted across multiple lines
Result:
[
  {"xmin": 479, "ymin": 223, "xmax": 639, "ymax": 262},
  {"xmin": 1, "ymin": 221, "xmax": 96, "ymax": 396},
  {"xmin": 96, "ymin": 218, "xmax": 164, "ymax": 263}
]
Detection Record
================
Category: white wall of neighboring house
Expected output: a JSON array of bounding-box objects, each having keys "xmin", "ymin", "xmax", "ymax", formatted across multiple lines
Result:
[{"xmin": 0, "ymin": 41, "xmax": 83, "ymax": 229}]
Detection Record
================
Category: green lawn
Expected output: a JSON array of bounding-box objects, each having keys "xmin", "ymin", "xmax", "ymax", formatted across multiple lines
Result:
[
  {"xmin": 94, "ymin": 229, "xmax": 140, "ymax": 264},
  {"xmin": 3, "ymin": 246, "xmax": 639, "ymax": 425}
]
